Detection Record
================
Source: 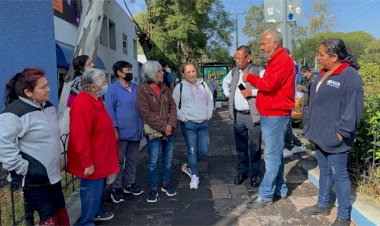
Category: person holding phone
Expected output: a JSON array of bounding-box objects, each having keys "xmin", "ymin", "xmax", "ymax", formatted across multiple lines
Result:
[{"xmin": 222, "ymin": 45, "xmax": 263, "ymax": 188}]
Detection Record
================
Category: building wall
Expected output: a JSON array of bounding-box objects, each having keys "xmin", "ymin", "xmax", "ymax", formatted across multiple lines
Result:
[
  {"xmin": 0, "ymin": 1, "xmax": 58, "ymax": 109},
  {"xmin": 54, "ymin": 0, "xmax": 138, "ymax": 82}
]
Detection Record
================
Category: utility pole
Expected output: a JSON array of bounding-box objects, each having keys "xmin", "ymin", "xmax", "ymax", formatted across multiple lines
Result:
[{"xmin": 235, "ymin": 13, "xmax": 238, "ymax": 50}]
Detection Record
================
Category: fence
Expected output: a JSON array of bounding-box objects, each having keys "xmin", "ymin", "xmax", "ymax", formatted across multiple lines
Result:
[{"xmin": 0, "ymin": 133, "xmax": 78, "ymax": 226}]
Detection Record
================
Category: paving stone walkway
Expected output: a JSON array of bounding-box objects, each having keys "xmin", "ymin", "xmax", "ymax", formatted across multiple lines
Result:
[{"xmin": 98, "ymin": 108, "xmax": 341, "ymax": 226}]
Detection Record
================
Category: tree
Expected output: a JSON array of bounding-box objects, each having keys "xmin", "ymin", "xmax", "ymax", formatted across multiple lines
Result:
[
  {"xmin": 129, "ymin": 0, "xmax": 233, "ymax": 70},
  {"xmin": 293, "ymin": 31, "xmax": 375, "ymax": 67},
  {"xmin": 58, "ymin": 0, "xmax": 105, "ymax": 132},
  {"xmin": 242, "ymin": 4, "xmax": 276, "ymax": 66},
  {"xmin": 308, "ymin": 0, "xmax": 336, "ymax": 36}
]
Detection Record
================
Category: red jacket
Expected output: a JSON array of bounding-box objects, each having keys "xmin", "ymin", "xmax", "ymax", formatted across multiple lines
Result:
[
  {"xmin": 67, "ymin": 92, "xmax": 119, "ymax": 179},
  {"xmin": 246, "ymin": 48, "xmax": 295, "ymax": 116}
]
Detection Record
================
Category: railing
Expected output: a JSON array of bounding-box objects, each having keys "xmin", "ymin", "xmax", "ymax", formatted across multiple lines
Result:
[
  {"xmin": 350, "ymin": 137, "xmax": 380, "ymax": 186},
  {"xmin": 0, "ymin": 133, "xmax": 78, "ymax": 226}
]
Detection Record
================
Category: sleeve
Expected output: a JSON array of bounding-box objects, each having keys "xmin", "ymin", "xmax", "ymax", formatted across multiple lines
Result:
[
  {"xmin": 69, "ymin": 98, "xmax": 95, "ymax": 168},
  {"xmin": 0, "ymin": 114, "xmax": 29, "ymax": 176},
  {"xmin": 222, "ymin": 70, "xmax": 233, "ymax": 97},
  {"xmin": 251, "ymin": 89, "xmax": 258, "ymax": 97},
  {"xmin": 246, "ymin": 60, "xmax": 293, "ymax": 92},
  {"xmin": 172, "ymin": 84, "xmax": 188, "ymax": 122},
  {"xmin": 167, "ymin": 91, "xmax": 178, "ymax": 129},
  {"xmin": 336, "ymin": 73, "xmax": 364, "ymax": 138},
  {"xmin": 204, "ymin": 83, "xmax": 214, "ymax": 119},
  {"xmin": 104, "ymin": 85, "xmax": 118, "ymax": 128}
]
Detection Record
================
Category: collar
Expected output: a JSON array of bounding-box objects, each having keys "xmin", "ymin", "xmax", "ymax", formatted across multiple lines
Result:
[
  {"xmin": 267, "ymin": 48, "xmax": 286, "ymax": 63},
  {"xmin": 19, "ymin": 96, "xmax": 46, "ymax": 109},
  {"xmin": 319, "ymin": 62, "xmax": 350, "ymax": 75}
]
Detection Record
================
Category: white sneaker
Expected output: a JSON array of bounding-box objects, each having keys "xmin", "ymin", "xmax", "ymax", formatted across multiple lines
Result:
[
  {"xmin": 283, "ymin": 148, "xmax": 293, "ymax": 158},
  {"xmin": 190, "ymin": 174, "xmax": 199, "ymax": 189}
]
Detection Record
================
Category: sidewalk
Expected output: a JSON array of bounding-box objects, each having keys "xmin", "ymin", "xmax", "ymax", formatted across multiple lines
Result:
[{"xmin": 68, "ymin": 107, "xmax": 347, "ymax": 225}]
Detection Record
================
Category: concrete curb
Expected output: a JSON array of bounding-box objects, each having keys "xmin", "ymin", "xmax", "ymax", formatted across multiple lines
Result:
[{"xmin": 298, "ymin": 152, "xmax": 380, "ymax": 226}]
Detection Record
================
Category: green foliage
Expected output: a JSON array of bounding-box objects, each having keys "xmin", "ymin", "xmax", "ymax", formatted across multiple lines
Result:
[
  {"xmin": 308, "ymin": 0, "xmax": 335, "ymax": 36},
  {"xmin": 360, "ymin": 39, "xmax": 380, "ymax": 64},
  {"xmin": 359, "ymin": 61, "xmax": 380, "ymax": 96},
  {"xmin": 294, "ymin": 31, "xmax": 375, "ymax": 67},
  {"xmin": 137, "ymin": 0, "xmax": 233, "ymax": 71}
]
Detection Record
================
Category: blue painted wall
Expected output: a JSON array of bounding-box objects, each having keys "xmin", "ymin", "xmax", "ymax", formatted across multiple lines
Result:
[{"xmin": 0, "ymin": 0, "xmax": 58, "ymax": 109}]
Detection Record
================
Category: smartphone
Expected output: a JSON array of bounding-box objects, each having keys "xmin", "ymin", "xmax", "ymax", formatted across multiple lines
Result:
[{"xmin": 238, "ymin": 83, "xmax": 246, "ymax": 90}]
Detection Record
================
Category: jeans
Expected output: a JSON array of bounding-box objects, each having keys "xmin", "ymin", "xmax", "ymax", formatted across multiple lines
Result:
[
  {"xmin": 113, "ymin": 140, "xmax": 140, "ymax": 189},
  {"xmin": 147, "ymin": 135, "xmax": 176, "ymax": 190},
  {"xmin": 76, "ymin": 178, "xmax": 105, "ymax": 226},
  {"xmin": 181, "ymin": 120, "xmax": 209, "ymax": 175},
  {"xmin": 316, "ymin": 147, "xmax": 351, "ymax": 219},
  {"xmin": 258, "ymin": 116, "xmax": 289, "ymax": 201},
  {"xmin": 234, "ymin": 111, "xmax": 261, "ymax": 177}
]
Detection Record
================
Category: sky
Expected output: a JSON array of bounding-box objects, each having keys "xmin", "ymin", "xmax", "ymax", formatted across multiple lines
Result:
[{"xmin": 117, "ymin": 0, "xmax": 380, "ymax": 55}]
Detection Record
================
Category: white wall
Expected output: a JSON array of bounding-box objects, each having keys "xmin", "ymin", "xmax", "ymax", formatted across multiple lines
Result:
[{"xmin": 54, "ymin": 0, "xmax": 138, "ymax": 80}]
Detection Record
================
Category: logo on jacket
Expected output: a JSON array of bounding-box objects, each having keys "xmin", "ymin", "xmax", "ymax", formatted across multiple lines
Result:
[{"xmin": 327, "ymin": 80, "xmax": 340, "ymax": 89}]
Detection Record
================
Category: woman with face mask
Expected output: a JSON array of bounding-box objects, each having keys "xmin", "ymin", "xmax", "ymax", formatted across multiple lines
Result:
[
  {"xmin": 67, "ymin": 68, "xmax": 119, "ymax": 225},
  {"xmin": 104, "ymin": 61, "xmax": 144, "ymax": 203}
]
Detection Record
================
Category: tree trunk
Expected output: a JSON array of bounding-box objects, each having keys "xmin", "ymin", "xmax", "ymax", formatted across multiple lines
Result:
[{"xmin": 58, "ymin": 0, "xmax": 105, "ymax": 138}]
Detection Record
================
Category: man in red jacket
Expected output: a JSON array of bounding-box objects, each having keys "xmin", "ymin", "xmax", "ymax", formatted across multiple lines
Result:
[{"xmin": 243, "ymin": 29, "xmax": 295, "ymax": 209}]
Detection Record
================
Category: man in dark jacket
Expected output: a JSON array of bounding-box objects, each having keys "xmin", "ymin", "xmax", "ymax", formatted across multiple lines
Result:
[{"xmin": 298, "ymin": 66, "xmax": 316, "ymax": 135}]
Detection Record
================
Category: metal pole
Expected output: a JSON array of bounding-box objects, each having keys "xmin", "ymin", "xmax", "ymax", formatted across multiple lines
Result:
[
  {"xmin": 280, "ymin": 0, "xmax": 288, "ymax": 49},
  {"xmin": 235, "ymin": 13, "xmax": 238, "ymax": 49}
]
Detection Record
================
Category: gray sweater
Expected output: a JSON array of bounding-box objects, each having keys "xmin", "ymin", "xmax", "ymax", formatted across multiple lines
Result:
[{"xmin": 0, "ymin": 97, "xmax": 61, "ymax": 187}]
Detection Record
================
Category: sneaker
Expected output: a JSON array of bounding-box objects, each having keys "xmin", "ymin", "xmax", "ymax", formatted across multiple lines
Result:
[
  {"xmin": 111, "ymin": 188, "xmax": 125, "ymax": 203},
  {"xmin": 300, "ymin": 204, "xmax": 329, "ymax": 216},
  {"xmin": 181, "ymin": 163, "xmax": 192, "ymax": 178},
  {"xmin": 161, "ymin": 183, "xmax": 177, "ymax": 196},
  {"xmin": 190, "ymin": 174, "xmax": 199, "ymax": 189},
  {"xmin": 94, "ymin": 211, "xmax": 114, "ymax": 222},
  {"xmin": 293, "ymin": 138, "xmax": 303, "ymax": 147},
  {"xmin": 123, "ymin": 184, "xmax": 144, "ymax": 196},
  {"xmin": 332, "ymin": 217, "xmax": 350, "ymax": 226},
  {"xmin": 147, "ymin": 190, "xmax": 158, "ymax": 203},
  {"xmin": 283, "ymin": 148, "xmax": 293, "ymax": 158}
]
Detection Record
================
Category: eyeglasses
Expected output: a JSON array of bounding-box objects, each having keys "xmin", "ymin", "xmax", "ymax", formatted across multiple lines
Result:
[{"xmin": 234, "ymin": 56, "xmax": 248, "ymax": 61}]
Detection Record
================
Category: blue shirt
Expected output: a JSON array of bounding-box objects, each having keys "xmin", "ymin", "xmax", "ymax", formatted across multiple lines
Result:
[{"xmin": 105, "ymin": 80, "xmax": 143, "ymax": 141}]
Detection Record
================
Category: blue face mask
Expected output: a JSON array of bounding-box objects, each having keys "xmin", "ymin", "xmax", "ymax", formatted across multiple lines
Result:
[{"xmin": 97, "ymin": 85, "xmax": 108, "ymax": 97}]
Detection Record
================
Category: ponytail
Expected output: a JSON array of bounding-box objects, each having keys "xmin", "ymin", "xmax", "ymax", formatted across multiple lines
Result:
[
  {"xmin": 344, "ymin": 55, "xmax": 360, "ymax": 70},
  {"xmin": 4, "ymin": 73, "xmax": 21, "ymax": 107}
]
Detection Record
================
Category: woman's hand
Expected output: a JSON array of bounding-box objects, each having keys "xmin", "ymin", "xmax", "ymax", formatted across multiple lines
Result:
[
  {"xmin": 337, "ymin": 133, "xmax": 343, "ymax": 142},
  {"xmin": 84, "ymin": 165, "xmax": 94, "ymax": 176},
  {"xmin": 165, "ymin": 125, "xmax": 173, "ymax": 136}
]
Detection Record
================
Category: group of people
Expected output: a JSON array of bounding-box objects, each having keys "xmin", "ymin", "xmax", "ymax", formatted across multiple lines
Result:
[{"xmin": 0, "ymin": 28, "xmax": 364, "ymax": 226}]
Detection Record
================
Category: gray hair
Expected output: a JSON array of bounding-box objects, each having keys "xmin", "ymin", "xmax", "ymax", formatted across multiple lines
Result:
[
  {"xmin": 263, "ymin": 29, "xmax": 283, "ymax": 47},
  {"xmin": 142, "ymin": 61, "xmax": 162, "ymax": 84},
  {"xmin": 81, "ymin": 68, "xmax": 106, "ymax": 91}
]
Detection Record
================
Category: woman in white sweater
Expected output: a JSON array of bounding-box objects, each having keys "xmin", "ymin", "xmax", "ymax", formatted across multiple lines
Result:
[{"xmin": 172, "ymin": 62, "xmax": 213, "ymax": 189}]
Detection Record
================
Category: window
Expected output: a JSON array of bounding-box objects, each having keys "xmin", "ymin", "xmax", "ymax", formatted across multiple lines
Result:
[
  {"xmin": 100, "ymin": 16, "xmax": 108, "ymax": 46},
  {"xmin": 109, "ymin": 19, "xmax": 116, "ymax": 50},
  {"xmin": 122, "ymin": 33, "xmax": 128, "ymax": 55}
]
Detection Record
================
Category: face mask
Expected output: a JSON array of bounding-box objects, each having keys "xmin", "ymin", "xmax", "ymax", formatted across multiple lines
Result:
[
  {"xmin": 122, "ymin": 73, "xmax": 133, "ymax": 82},
  {"xmin": 97, "ymin": 85, "xmax": 108, "ymax": 97}
]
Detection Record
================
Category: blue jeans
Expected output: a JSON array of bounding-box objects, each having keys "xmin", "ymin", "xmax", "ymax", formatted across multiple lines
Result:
[
  {"xmin": 181, "ymin": 120, "xmax": 209, "ymax": 175},
  {"xmin": 76, "ymin": 178, "xmax": 105, "ymax": 226},
  {"xmin": 258, "ymin": 116, "xmax": 289, "ymax": 201},
  {"xmin": 147, "ymin": 135, "xmax": 176, "ymax": 190},
  {"xmin": 316, "ymin": 147, "xmax": 351, "ymax": 219}
]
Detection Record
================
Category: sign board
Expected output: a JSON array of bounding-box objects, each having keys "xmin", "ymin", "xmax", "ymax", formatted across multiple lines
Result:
[
  {"xmin": 202, "ymin": 65, "xmax": 228, "ymax": 101},
  {"xmin": 264, "ymin": 0, "xmax": 302, "ymax": 22}
]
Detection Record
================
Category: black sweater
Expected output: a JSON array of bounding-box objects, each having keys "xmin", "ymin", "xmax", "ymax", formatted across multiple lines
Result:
[{"xmin": 306, "ymin": 63, "xmax": 364, "ymax": 153}]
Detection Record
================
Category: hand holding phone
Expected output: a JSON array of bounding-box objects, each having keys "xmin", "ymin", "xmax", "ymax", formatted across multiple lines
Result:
[{"xmin": 238, "ymin": 83, "xmax": 246, "ymax": 90}]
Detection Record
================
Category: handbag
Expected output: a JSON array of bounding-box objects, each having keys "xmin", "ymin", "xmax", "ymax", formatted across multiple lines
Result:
[{"xmin": 144, "ymin": 96, "xmax": 164, "ymax": 140}]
